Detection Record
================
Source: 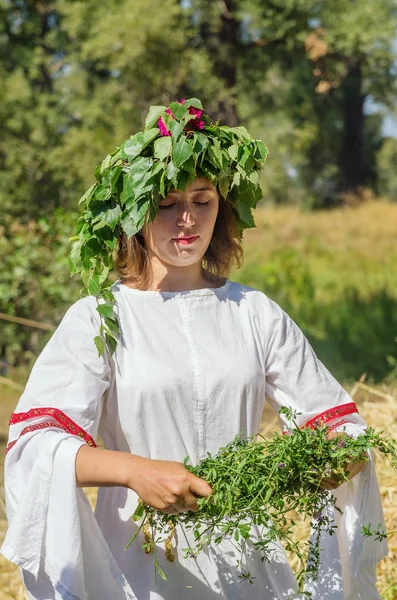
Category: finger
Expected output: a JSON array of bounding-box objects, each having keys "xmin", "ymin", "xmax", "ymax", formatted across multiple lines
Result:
[
  {"xmin": 182, "ymin": 493, "xmax": 199, "ymax": 512},
  {"xmin": 320, "ymin": 478, "xmax": 340, "ymax": 490},
  {"xmin": 189, "ymin": 475, "xmax": 212, "ymax": 498},
  {"xmin": 160, "ymin": 506, "xmax": 181, "ymax": 516},
  {"xmin": 172, "ymin": 500, "xmax": 190, "ymax": 514}
]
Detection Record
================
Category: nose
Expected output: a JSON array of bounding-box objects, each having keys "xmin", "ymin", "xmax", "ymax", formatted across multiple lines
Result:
[{"xmin": 176, "ymin": 202, "xmax": 196, "ymax": 227}]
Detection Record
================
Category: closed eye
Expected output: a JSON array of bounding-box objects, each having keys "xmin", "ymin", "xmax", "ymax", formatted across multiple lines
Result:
[{"xmin": 159, "ymin": 202, "xmax": 210, "ymax": 209}]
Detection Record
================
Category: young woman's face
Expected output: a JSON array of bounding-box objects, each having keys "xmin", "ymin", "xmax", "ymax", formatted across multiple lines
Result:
[{"xmin": 141, "ymin": 177, "xmax": 219, "ymax": 269}]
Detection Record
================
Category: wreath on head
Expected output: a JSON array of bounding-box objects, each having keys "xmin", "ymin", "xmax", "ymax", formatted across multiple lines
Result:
[{"xmin": 68, "ymin": 97, "xmax": 268, "ymax": 357}]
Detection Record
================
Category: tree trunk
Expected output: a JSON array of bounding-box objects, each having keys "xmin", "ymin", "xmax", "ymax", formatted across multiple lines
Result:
[
  {"xmin": 215, "ymin": 0, "xmax": 238, "ymax": 126},
  {"xmin": 198, "ymin": 0, "xmax": 239, "ymax": 125},
  {"xmin": 339, "ymin": 60, "xmax": 365, "ymax": 195}
]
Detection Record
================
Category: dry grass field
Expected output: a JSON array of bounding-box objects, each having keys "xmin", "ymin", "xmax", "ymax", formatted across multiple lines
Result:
[
  {"xmin": 243, "ymin": 200, "xmax": 397, "ymax": 299},
  {"xmin": 1, "ymin": 200, "xmax": 396, "ymax": 598}
]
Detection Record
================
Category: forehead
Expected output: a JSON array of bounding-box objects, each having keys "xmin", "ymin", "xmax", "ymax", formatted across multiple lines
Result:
[{"xmin": 168, "ymin": 177, "xmax": 216, "ymax": 195}]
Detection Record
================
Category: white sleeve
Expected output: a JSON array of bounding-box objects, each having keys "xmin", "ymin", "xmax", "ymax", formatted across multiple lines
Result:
[
  {"xmin": 264, "ymin": 299, "xmax": 365, "ymax": 430},
  {"xmin": 1, "ymin": 296, "xmax": 135, "ymax": 600},
  {"xmin": 263, "ymin": 299, "xmax": 387, "ymax": 599}
]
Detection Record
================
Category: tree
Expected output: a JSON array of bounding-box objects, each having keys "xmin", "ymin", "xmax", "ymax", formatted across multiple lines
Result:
[{"xmin": 239, "ymin": 0, "xmax": 397, "ymax": 203}]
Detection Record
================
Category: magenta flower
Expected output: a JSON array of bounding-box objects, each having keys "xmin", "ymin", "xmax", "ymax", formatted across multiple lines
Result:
[
  {"xmin": 157, "ymin": 100, "xmax": 206, "ymax": 136},
  {"xmin": 188, "ymin": 106, "xmax": 203, "ymax": 118},
  {"xmin": 157, "ymin": 116, "xmax": 171, "ymax": 137}
]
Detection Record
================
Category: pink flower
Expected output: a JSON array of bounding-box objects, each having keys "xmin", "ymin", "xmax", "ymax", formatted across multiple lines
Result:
[
  {"xmin": 188, "ymin": 106, "xmax": 203, "ymax": 119},
  {"xmin": 185, "ymin": 117, "xmax": 205, "ymax": 132},
  {"xmin": 157, "ymin": 116, "xmax": 171, "ymax": 137},
  {"xmin": 157, "ymin": 100, "xmax": 205, "ymax": 136}
]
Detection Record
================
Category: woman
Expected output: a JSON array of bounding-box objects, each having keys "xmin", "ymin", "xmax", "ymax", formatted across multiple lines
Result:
[{"xmin": 2, "ymin": 99, "xmax": 387, "ymax": 600}]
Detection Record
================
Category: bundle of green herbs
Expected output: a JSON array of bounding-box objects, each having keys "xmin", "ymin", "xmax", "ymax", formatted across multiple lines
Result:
[{"xmin": 128, "ymin": 408, "xmax": 397, "ymax": 593}]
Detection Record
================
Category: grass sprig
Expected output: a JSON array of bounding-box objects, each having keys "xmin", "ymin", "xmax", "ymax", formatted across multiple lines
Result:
[{"xmin": 128, "ymin": 413, "xmax": 397, "ymax": 594}]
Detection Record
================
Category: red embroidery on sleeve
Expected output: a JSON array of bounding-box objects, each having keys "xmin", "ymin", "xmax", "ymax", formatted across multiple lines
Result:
[
  {"xmin": 301, "ymin": 402, "xmax": 358, "ymax": 430},
  {"xmin": 327, "ymin": 419, "xmax": 349, "ymax": 432},
  {"xmin": 6, "ymin": 407, "xmax": 97, "ymax": 454}
]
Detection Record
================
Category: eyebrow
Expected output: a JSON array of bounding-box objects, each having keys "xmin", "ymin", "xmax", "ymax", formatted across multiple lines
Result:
[{"xmin": 168, "ymin": 186, "xmax": 215, "ymax": 196}]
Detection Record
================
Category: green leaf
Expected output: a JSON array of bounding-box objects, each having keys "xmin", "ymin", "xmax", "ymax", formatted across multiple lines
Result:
[
  {"xmin": 166, "ymin": 161, "xmax": 179, "ymax": 184},
  {"xmin": 131, "ymin": 501, "xmax": 145, "ymax": 522},
  {"xmin": 144, "ymin": 105, "xmax": 166, "ymax": 129},
  {"xmin": 255, "ymin": 140, "xmax": 268, "ymax": 161},
  {"xmin": 228, "ymin": 144, "xmax": 239, "ymax": 161},
  {"xmin": 218, "ymin": 177, "xmax": 229, "ymax": 199},
  {"xmin": 159, "ymin": 170, "xmax": 166, "ymax": 197},
  {"xmin": 97, "ymin": 302, "xmax": 115, "ymax": 319},
  {"xmin": 80, "ymin": 238, "xmax": 103, "ymax": 269},
  {"xmin": 100, "ymin": 153, "xmax": 112, "ymax": 173},
  {"xmin": 154, "ymin": 136, "xmax": 172, "ymax": 161},
  {"xmin": 168, "ymin": 118, "xmax": 184, "ymax": 139},
  {"xmin": 233, "ymin": 198, "xmax": 255, "ymax": 228},
  {"xmin": 172, "ymin": 138, "xmax": 193, "ymax": 168},
  {"xmin": 143, "ymin": 127, "xmax": 160, "ymax": 148},
  {"xmin": 208, "ymin": 144, "xmax": 223, "ymax": 169},
  {"xmin": 248, "ymin": 171, "xmax": 259, "ymax": 186},
  {"xmin": 194, "ymin": 133, "xmax": 209, "ymax": 154},
  {"xmin": 150, "ymin": 161, "xmax": 165, "ymax": 178},
  {"xmin": 98, "ymin": 264, "xmax": 110, "ymax": 284},
  {"xmin": 232, "ymin": 171, "xmax": 241, "ymax": 188},
  {"xmin": 182, "ymin": 156, "xmax": 196, "ymax": 174},
  {"xmin": 184, "ymin": 97, "xmax": 203, "ymax": 110},
  {"xmin": 110, "ymin": 167, "xmax": 123, "ymax": 192},
  {"xmin": 94, "ymin": 185, "xmax": 112, "ymax": 202},
  {"xmin": 87, "ymin": 272, "xmax": 101, "ymax": 295},
  {"xmin": 120, "ymin": 158, "xmax": 153, "ymax": 203},
  {"xmin": 230, "ymin": 126, "xmax": 250, "ymax": 140},
  {"xmin": 100, "ymin": 204, "xmax": 122, "ymax": 230},
  {"xmin": 169, "ymin": 101, "xmax": 188, "ymax": 120},
  {"xmin": 94, "ymin": 335, "xmax": 105, "ymax": 357},
  {"xmin": 105, "ymin": 332, "xmax": 118, "ymax": 355},
  {"xmin": 123, "ymin": 133, "xmax": 145, "ymax": 159},
  {"xmin": 78, "ymin": 183, "xmax": 96, "ymax": 206},
  {"xmin": 240, "ymin": 146, "xmax": 251, "ymax": 168},
  {"xmin": 121, "ymin": 197, "xmax": 150, "ymax": 237},
  {"xmin": 154, "ymin": 559, "xmax": 167, "ymax": 581}
]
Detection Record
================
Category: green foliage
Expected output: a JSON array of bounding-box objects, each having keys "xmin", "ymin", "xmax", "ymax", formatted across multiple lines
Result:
[
  {"xmin": 129, "ymin": 417, "xmax": 397, "ymax": 593},
  {"xmin": 0, "ymin": 210, "xmax": 81, "ymax": 365},
  {"xmin": 234, "ymin": 247, "xmax": 397, "ymax": 382},
  {"xmin": 376, "ymin": 138, "xmax": 397, "ymax": 200},
  {"xmin": 240, "ymin": 0, "xmax": 397, "ymax": 205},
  {"xmin": 236, "ymin": 247, "xmax": 315, "ymax": 321},
  {"xmin": 317, "ymin": 289, "xmax": 397, "ymax": 382},
  {"xmin": 1, "ymin": 0, "xmax": 397, "ymax": 368}
]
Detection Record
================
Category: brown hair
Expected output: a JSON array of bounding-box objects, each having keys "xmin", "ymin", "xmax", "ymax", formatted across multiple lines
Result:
[{"xmin": 114, "ymin": 195, "xmax": 244, "ymax": 290}]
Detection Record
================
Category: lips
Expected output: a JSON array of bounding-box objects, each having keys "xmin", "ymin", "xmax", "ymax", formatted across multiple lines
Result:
[{"xmin": 174, "ymin": 236, "xmax": 199, "ymax": 245}]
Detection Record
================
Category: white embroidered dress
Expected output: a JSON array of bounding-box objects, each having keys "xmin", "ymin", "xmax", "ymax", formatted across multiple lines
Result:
[{"xmin": 1, "ymin": 280, "xmax": 387, "ymax": 600}]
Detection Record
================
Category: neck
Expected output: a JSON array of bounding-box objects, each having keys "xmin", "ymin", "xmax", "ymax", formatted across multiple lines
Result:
[{"xmin": 146, "ymin": 257, "xmax": 221, "ymax": 292}]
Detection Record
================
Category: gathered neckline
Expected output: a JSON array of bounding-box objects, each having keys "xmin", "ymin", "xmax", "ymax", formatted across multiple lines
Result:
[{"xmin": 114, "ymin": 278, "xmax": 232, "ymax": 298}]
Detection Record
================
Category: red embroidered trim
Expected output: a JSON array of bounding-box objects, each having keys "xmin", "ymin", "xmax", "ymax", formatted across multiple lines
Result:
[
  {"xmin": 5, "ymin": 420, "xmax": 72, "ymax": 454},
  {"xmin": 327, "ymin": 419, "xmax": 349, "ymax": 432},
  {"xmin": 301, "ymin": 402, "xmax": 358, "ymax": 430},
  {"xmin": 7, "ymin": 407, "xmax": 96, "ymax": 454}
]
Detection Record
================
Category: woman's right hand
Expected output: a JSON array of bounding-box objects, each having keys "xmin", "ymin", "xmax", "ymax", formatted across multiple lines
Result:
[{"xmin": 126, "ymin": 455, "xmax": 213, "ymax": 515}]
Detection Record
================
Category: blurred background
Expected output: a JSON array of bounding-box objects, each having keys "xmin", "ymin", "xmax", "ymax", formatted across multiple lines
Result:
[{"xmin": 0, "ymin": 1, "xmax": 397, "ymax": 598}]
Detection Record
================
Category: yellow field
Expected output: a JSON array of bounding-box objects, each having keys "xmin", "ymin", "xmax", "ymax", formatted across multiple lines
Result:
[{"xmin": 242, "ymin": 200, "xmax": 397, "ymax": 298}]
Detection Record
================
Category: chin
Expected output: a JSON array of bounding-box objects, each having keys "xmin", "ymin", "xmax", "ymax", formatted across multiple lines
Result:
[{"xmin": 163, "ymin": 253, "xmax": 204, "ymax": 268}]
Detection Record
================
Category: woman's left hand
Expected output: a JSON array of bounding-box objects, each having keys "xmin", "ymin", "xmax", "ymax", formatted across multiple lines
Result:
[{"xmin": 320, "ymin": 431, "xmax": 368, "ymax": 491}]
